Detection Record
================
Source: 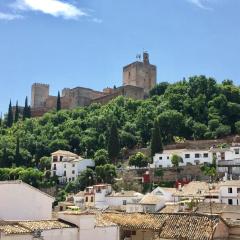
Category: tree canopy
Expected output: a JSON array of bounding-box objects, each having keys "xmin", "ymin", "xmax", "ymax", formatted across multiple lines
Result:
[{"xmin": 1, "ymin": 76, "xmax": 240, "ymax": 168}]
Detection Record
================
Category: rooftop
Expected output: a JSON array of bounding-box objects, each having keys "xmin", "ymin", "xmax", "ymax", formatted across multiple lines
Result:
[
  {"xmin": 140, "ymin": 194, "xmax": 164, "ymax": 205},
  {"xmin": 102, "ymin": 212, "xmax": 222, "ymax": 240},
  {"xmin": 51, "ymin": 150, "xmax": 79, "ymax": 158},
  {"xmin": 0, "ymin": 220, "xmax": 75, "ymax": 235},
  {"xmin": 173, "ymin": 181, "xmax": 214, "ymax": 197},
  {"xmin": 108, "ymin": 191, "xmax": 143, "ymax": 198}
]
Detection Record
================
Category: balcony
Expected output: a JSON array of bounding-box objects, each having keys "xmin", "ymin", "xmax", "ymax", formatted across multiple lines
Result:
[{"xmin": 218, "ymin": 159, "xmax": 240, "ymax": 167}]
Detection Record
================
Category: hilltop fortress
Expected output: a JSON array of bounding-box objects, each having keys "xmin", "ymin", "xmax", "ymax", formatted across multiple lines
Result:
[{"xmin": 31, "ymin": 52, "xmax": 157, "ymax": 117}]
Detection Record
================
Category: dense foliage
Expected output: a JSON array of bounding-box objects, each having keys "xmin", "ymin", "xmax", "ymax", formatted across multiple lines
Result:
[{"xmin": 0, "ymin": 76, "xmax": 240, "ymax": 169}]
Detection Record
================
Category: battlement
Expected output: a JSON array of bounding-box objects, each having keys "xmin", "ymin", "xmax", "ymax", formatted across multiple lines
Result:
[{"xmin": 32, "ymin": 83, "xmax": 50, "ymax": 88}]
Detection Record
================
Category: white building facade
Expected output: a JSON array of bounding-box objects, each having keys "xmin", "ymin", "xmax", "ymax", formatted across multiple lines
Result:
[
  {"xmin": 0, "ymin": 181, "xmax": 54, "ymax": 221},
  {"xmin": 153, "ymin": 149, "xmax": 212, "ymax": 168},
  {"xmin": 58, "ymin": 212, "xmax": 119, "ymax": 240},
  {"xmin": 152, "ymin": 144, "xmax": 240, "ymax": 173},
  {"xmin": 219, "ymin": 180, "xmax": 240, "ymax": 205},
  {"xmin": 51, "ymin": 150, "xmax": 95, "ymax": 183}
]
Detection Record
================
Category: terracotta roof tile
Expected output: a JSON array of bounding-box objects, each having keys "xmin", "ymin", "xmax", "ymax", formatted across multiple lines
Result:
[{"xmin": 103, "ymin": 212, "xmax": 221, "ymax": 240}]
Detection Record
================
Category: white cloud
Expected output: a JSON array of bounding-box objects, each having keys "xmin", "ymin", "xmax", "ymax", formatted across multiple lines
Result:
[
  {"xmin": 187, "ymin": 0, "xmax": 212, "ymax": 10},
  {"xmin": 12, "ymin": 0, "xmax": 87, "ymax": 19},
  {"xmin": 0, "ymin": 12, "xmax": 23, "ymax": 20}
]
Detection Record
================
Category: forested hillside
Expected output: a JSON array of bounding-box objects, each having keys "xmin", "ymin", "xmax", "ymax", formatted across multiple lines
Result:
[{"xmin": 1, "ymin": 75, "xmax": 240, "ymax": 168}]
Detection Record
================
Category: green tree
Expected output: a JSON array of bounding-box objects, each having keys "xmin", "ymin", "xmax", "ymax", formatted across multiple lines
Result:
[
  {"xmin": 0, "ymin": 147, "xmax": 10, "ymax": 168},
  {"xmin": 171, "ymin": 154, "xmax": 183, "ymax": 168},
  {"xmin": 129, "ymin": 152, "xmax": 149, "ymax": 168},
  {"xmin": 158, "ymin": 110, "xmax": 184, "ymax": 143},
  {"xmin": 76, "ymin": 168, "xmax": 96, "ymax": 191},
  {"xmin": 149, "ymin": 82, "xmax": 169, "ymax": 96},
  {"xmin": 235, "ymin": 121, "xmax": 240, "ymax": 134},
  {"xmin": 7, "ymin": 100, "xmax": 13, "ymax": 128},
  {"xmin": 39, "ymin": 156, "xmax": 51, "ymax": 171},
  {"xmin": 15, "ymin": 137, "xmax": 22, "ymax": 167},
  {"xmin": 57, "ymin": 91, "xmax": 61, "ymax": 111},
  {"xmin": 96, "ymin": 164, "xmax": 117, "ymax": 183},
  {"xmin": 23, "ymin": 97, "xmax": 31, "ymax": 120},
  {"xmin": 150, "ymin": 119, "xmax": 163, "ymax": 157},
  {"xmin": 94, "ymin": 149, "xmax": 109, "ymax": 166},
  {"xmin": 107, "ymin": 122, "xmax": 120, "ymax": 163},
  {"xmin": 14, "ymin": 101, "xmax": 19, "ymax": 123},
  {"xmin": 192, "ymin": 122, "xmax": 208, "ymax": 140}
]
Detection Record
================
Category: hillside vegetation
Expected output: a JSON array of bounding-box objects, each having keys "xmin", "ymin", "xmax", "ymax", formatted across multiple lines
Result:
[{"xmin": 0, "ymin": 75, "xmax": 240, "ymax": 168}]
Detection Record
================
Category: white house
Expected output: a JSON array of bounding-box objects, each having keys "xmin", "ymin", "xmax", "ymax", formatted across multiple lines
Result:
[
  {"xmin": 218, "ymin": 180, "xmax": 240, "ymax": 205},
  {"xmin": 152, "ymin": 149, "xmax": 212, "ymax": 168},
  {"xmin": 106, "ymin": 190, "xmax": 144, "ymax": 211},
  {"xmin": 0, "ymin": 181, "xmax": 54, "ymax": 221},
  {"xmin": 0, "ymin": 220, "xmax": 78, "ymax": 240},
  {"xmin": 51, "ymin": 150, "xmax": 95, "ymax": 183},
  {"xmin": 151, "ymin": 186, "xmax": 176, "ymax": 202},
  {"xmin": 84, "ymin": 184, "xmax": 112, "ymax": 209},
  {"xmin": 139, "ymin": 194, "xmax": 165, "ymax": 212},
  {"xmin": 58, "ymin": 211, "xmax": 119, "ymax": 240}
]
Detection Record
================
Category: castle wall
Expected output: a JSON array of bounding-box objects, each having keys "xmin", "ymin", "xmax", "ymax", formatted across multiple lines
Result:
[
  {"xmin": 31, "ymin": 83, "xmax": 49, "ymax": 108},
  {"xmin": 30, "ymin": 53, "xmax": 156, "ymax": 117},
  {"xmin": 91, "ymin": 85, "xmax": 144, "ymax": 105}
]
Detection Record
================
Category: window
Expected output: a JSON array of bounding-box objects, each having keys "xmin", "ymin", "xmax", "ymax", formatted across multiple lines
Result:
[
  {"xmin": 228, "ymin": 188, "xmax": 233, "ymax": 193},
  {"xmin": 195, "ymin": 153, "xmax": 200, "ymax": 158},
  {"xmin": 64, "ymin": 170, "xmax": 66, "ymax": 176},
  {"xmin": 167, "ymin": 156, "xmax": 169, "ymax": 159},
  {"xmin": 60, "ymin": 156, "xmax": 63, "ymax": 161},
  {"xmin": 64, "ymin": 164, "xmax": 66, "ymax": 168},
  {"xmin": 203, "ymin": 153, "xmax": 208, "ymax": 158},
  {"xmin": 237, "ymin": 188, "xmax": 240, "ymax": 193},
  {"xmin": 53, "ymin": 164, "xmax": 56, "ymax": 170},
  {"xmin": 60, "ymin": 206, "xmax": 63, "ymax": 211},
  {"xmin": 72, "ymin": 170, "xmax": 75, "ymax": 174},
  {"xmin": 185, "ymin": 154, "xmax": 190, "ymax": 158},
  {"xmin": 85, "ymin": 197, "xmax": 88, "ymax": 202},
  {"xmin": 159, "ymin": 156, "xmax": 162, "ymax": 160},
  {"xmin": 228, "ymin": 199, "xmax": 233, "ymax": 205},
  {"xmin": 235, "ymin": 149, "xmax": 240, "ymax": 154},
  {"xmin": 91, "ymin": 196, "xmax": 94, "ymax": 202},
  {"xmin": 72, "ymin": 177, "xmax": 75, "ymax": 181},
  {"xmin": 68, "ymin": 178, "xmax": 71, "ymax": 182},
  {"xmin": 72, "ymin": 164, "xmax": 75, "ymax": 167},
  {"xmin": 123, "ymin": 200, "xmax": 127, "ymax": 205},
  {"xmin": 53, "ymin": 156, "xmax": 58, "ymax": 162}
]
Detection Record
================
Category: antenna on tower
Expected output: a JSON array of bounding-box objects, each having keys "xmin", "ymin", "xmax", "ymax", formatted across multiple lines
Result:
[{"xmin": 136, "ymin": 53, "xmax": 141, "ymax": 61}]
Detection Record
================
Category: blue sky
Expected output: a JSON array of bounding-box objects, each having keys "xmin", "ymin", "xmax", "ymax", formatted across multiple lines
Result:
[{"xmin": 0, "ymin": 0, "xmax": 240, "ymax": 113}]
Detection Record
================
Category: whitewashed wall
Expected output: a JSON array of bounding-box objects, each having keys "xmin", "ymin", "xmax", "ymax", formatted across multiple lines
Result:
[{"xmin": 0, "ymin": 181, "xmax": 54, "ymax": 221}]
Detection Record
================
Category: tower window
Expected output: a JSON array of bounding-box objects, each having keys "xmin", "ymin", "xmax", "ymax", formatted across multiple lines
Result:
[{"xmin": 128, "ymin": 72, "xmax": 131, "ymax": 79}]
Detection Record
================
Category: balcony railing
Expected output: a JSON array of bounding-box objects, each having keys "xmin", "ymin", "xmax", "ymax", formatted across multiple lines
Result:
[{"xmin": 217, "ymin": 159, "xmax": 240, "ymax": 167}]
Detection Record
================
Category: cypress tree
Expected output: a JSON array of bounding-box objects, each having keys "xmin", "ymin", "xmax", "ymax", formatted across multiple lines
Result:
[
  {"xmin": 15, "ymin": 137, "xmax": 22, "ymax": 167},
  {"xmin": 7, "ymin": 100, "xmax": 13, "ymax": 127},
  {"xmin": 15, "ymin": 101, "xmax": 19, "ymax": 122},
  {"xmin": 27, "ymin": 105, "xmax": 31, "ymax": 118},
  {"xmin": 23, "ymin": 96, "xmax": 31, "ymax": 120},
  {"xmin": 150, "ymin": 119, "xmax": 163, "ymax": 157},
  {"xmin": 107, "ymin": 122, "xmax": 120, "ymax": 164},
  {"xmin": 1, "ymin": 146, "xmax": 9, "ymax": 168},
  {"xmin": 57, "ymin": 91, "xmax": 61, "ymax": 111}
]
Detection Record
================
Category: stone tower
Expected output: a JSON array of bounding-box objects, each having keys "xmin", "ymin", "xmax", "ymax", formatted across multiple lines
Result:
[
  {"xmin": 123, "ymin": 52, "xmax": 157, "ymax": 94},
  {"xmin": 31, "ymin": 83, "xmax": 50, "ymax": 108}
]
